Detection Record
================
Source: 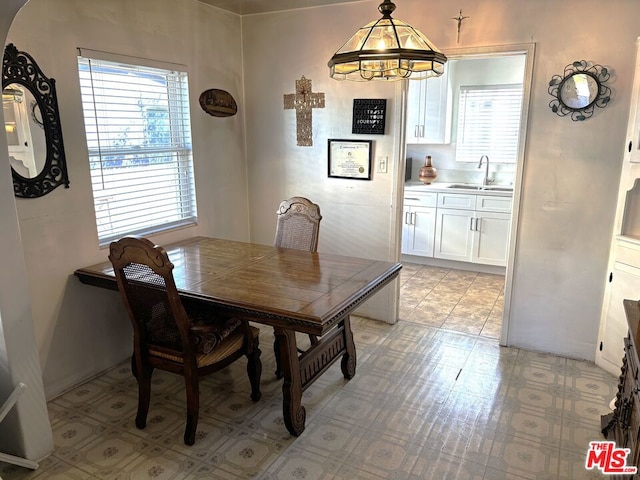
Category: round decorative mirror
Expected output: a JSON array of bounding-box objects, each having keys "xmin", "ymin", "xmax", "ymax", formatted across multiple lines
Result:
[
  {"xmin": 548, "ymin": 60, "xmax": 612, "ymax": 121},
  {"xmin": 3, "ymin": 43, "xmax": 69, "ymax": 198}
]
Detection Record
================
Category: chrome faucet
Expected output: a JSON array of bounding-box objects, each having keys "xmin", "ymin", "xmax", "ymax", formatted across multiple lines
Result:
[{"xmin": 478, "ymin": 155, "xmax": 491, "ymax": 185}]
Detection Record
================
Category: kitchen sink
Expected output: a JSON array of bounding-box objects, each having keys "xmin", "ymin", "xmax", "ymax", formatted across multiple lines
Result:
[
  {"xmin": 483, "ymin": 186, "xmax": 513, "ymax": 191},
  {"xmin": 447, "ymin": 184, "xmax": 513, "ymax": 192},
  {"xmin": 447, "ymin": 184, "xmax": 484, "ymax": 190}
]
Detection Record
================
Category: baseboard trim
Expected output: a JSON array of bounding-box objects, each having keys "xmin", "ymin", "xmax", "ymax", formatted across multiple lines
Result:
[{"xmin": 401, "ymin": 255, "xmax": 506, "ymax": 275}]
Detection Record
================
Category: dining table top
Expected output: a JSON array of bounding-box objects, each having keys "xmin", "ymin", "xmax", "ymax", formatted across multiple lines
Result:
[{"xmin": 74, "ymin": 236, "xmax": 402, "ymax": 336}]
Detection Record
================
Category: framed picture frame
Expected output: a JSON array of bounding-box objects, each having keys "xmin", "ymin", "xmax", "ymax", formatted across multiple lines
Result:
[
  {"xmin": 328, "ymin": 139, "xmax": 373, "ymax": 180},
  {"xmin": 352, "ymin": 99, "xmax": 386, "ymax": 135}
]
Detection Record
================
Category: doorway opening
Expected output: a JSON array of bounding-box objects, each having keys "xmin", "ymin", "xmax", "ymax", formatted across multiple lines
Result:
[{"xmin": 396, "ymin": 44, "xmax": 535, "ymax": 345}]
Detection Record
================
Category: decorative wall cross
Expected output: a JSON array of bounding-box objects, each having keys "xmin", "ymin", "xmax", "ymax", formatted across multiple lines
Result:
[
  {"xmin": 283, "ymin": 76, "xmax": 325, "ymax": 146},
  {"xmin": 451, "ymin": 9, "xmax": 469, "ymax": 44}
]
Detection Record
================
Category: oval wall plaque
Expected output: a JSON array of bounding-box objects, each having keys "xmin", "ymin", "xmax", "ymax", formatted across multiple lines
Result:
[{"xmin": 199, "ymin": 88, "xmax": 237, "ymax": 117}]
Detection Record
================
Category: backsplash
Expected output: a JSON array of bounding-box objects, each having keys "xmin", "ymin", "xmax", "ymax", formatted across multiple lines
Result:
[{"xmin": 406, "ymin": 144, "xmax": 516, "ymax": 186}]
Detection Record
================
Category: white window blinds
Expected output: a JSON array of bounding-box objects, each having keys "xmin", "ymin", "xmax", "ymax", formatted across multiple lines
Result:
[
  {"xmin": 77, "ymin": 52, "xmax": 197, "ymax": 246},
  {"xmin": 455, "ymin": 84, "xmax": 523, "ymax": 163}
]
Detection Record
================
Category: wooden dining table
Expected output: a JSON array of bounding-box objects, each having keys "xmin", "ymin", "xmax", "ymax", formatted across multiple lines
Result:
[{"xmin": 74, "ymin": 236, "xmax": 401, "ymax": 436}]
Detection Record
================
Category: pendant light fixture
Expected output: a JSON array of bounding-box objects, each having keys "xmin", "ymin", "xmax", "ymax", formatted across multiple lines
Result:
[{"xmin": 328, "ymin": 0, "xmax": 447, "ymax": 81}]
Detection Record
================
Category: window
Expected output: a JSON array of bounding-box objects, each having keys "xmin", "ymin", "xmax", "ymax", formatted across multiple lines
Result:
[
  {"xmin": 77, "ymin": 51, "xmax": 197, "ymax": 246},
  {"xmin": 455, "ymin": 84, "xmax": 523, "ymax": 163}
]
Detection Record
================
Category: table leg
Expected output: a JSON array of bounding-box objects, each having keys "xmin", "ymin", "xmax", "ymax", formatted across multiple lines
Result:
[
  {"xmin": 341, "ymin": 315, "xmax": 357, "ymax": 379},
  {"xmin": 274, "ymin": 327, "xmax": 306, "ymax": 436}
]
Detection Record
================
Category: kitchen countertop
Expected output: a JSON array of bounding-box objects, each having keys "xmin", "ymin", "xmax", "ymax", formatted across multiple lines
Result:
[{"xmin": 405, "ymin": 181, "xmax": 514, "ymax": 197}]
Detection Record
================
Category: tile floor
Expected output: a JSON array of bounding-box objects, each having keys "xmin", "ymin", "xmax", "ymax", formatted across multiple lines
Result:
[
  {"xmin": 399, "ymin": 263, "xmax": 505, "ymax": 339},
  {"xmin": 0, "ymin": 265, "xmax": 620, "ymax": 480}
]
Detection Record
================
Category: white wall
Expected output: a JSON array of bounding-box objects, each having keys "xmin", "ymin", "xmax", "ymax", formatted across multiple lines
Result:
[
  {"xmin": 7, "ymin": 0, "xmax": 250, "ymax": 398},
  {"xmin": 241, "ymin": 0, "xmax": 640, "ymax": 360},
  {"xmin": 242, "ymin": 5, "xmax": 403, "ymax": 321}
]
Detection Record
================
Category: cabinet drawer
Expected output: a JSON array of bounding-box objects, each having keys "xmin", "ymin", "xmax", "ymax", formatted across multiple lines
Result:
[
  {"xmin": 437, "ymin": 192, "xmax": 476, "ymax": 210},
  {"xmin": 404, "ymin": 192, "xmax": 437, "ymax": 208},
  {"xmin": 476, "ymin": 195, "xmax": 513, "ymax": 213}
]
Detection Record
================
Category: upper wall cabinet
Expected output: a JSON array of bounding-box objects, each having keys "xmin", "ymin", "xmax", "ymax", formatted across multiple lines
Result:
[{"xmin": 405, "ymin": 70, "xmax": 450, "ymax": 144}]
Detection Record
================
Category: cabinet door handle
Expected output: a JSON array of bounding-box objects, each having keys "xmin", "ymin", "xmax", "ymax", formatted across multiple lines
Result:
[
  {"xmin": 419, "ymin": 125, "xmax": 424, "ymax": 138},
  {"xmin": 475, "ymin": 218, "xmax": 480, "ymax": 231},
  {"xmin": 405, "ymin": 212, "xmax": 410, "ymax": 225},
  {"xmin": 470, "ymin": 218, "xmax": 474, "ymax": 231},
  {"xmin": 411, "ymin": 212, "xmax": 416, "ymax": 225},
  {"xmin": 414, "ymin": 125, "xmax": 419, "ymax": 137},
  {"xmin": 405, "ymin": 197, "xmax": 421, "ymax": 201}
]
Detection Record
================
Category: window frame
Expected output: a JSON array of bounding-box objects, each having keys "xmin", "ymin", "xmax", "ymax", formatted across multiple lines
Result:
[
  {"xmin": 77, "ymin": 49, "xmax": 198, "ymax": 246},
  {"xmin": 454, "ymin": 83, "xmax": 524, "ymax": 164}
]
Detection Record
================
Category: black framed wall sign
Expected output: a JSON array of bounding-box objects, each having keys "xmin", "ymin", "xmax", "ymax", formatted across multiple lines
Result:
[
  {"xmin": 328, "ymin": 139, "xmax": 373, "ymax": 180},
  {"xmin": 352, "ymin": 99, "xmax": 386, "ymax": 135}
]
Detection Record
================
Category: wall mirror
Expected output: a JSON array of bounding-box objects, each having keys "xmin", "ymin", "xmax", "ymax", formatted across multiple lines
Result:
[
  {"xmin": 548, "ymin": 60, "xmax": 612, "ymax": 121},
  {"xmin": 3, "ymin": 43, "xmax": 69, "ymax": 198}
]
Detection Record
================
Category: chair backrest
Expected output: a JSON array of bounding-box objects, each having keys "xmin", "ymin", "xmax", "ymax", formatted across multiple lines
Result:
[
  {"xmin": 109, "ymin": 236, "xmax": 190, "ymax": 353},
  {"xmin": 274, "ymin": 196, "xmax": 322, "ymax": 252}
]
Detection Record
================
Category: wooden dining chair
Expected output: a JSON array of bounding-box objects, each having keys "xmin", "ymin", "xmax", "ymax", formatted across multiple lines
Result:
[
  {"xmin": 273, "ymin": 196, "xmax": 322, "ymax": 377},
  {"xmin": 109, "ymin": 236, "xmax": 262, "ymax": 446},
  {"xmin": 274, "ymin": 196, "xmax": 322, "ymax": 252}
]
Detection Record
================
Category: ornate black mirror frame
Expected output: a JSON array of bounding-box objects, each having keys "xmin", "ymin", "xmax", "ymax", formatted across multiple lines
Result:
[
  {"xmin": 548, "ymin": 60, "xmax": 612, "ymax": 121},
  {"xmin": 3, "ymin": 43, "xmax": 69, "ymax": 198}
]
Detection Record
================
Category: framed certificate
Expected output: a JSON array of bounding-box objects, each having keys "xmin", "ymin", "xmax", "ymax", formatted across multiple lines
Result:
[{"xmin": 327, "ymin": 139, "xmax": 373, "ymax": 180}]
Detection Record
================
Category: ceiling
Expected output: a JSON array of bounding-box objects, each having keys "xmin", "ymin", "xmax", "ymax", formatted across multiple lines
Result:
[{"xmin": 197, "ymin": 0, "xmax": 366, "ymax": 15}]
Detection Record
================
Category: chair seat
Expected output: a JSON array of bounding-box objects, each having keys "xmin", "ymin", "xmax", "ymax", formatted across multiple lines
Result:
[
  {"xmin": 148, "ymin": 314, "xmax": 241, "ymax": 355},
  {"xmin": 149, "ymin": 326, "xmax": 260, "ymax": 368}
]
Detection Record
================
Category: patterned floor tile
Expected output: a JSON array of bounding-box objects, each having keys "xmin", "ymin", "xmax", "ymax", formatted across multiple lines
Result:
[
  {"xmin": 480, "ymin": 320, "xmax": 503, "ymax": 339},
  {"xmin": 412, "ymin": 447, "xmax": 486, "ymax": 479},
  {"xmin": 261, "ymin": 449, "xmax": 343, "ymax": 480},
  {"xmin": 487, "ymin": 432, "xmax": 560, "ymax": 479},
  {"xmin": 556, "ymin": 448, "xmax": 609, "ymax": 479},
  {"xmin": 1, "ymin": 263, "xmax": 622, "ymax": 480},
  {"xmin": 286, "ymin": 415, "xmax": 364, "ymax": 463},
  {"xmin": 559, "ymin": 416, "xmax": 609, "ymax": 456},
  {"xmin": 442, "ymin": 315, "xmax": 487, "ymax": 335},
  {"xmin": 345, "ymin": 433, "xmax": 422, "ymax": 479}
]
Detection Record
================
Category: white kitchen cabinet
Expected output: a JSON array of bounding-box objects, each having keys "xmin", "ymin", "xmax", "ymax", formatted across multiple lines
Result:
[
  {"xmin": 434, "ymin": 208, "xmax": 475, "ymax": 261},
  {"xmin": 405, "ymin": 70, "xmax": 450, "ymax": 144},
  {"xmin": 601, "ymin": 261, "xmax": 639, "ymax": 370},
  {"xmin": 599, "ymin": 238, "xmax": 640, "ymax": 375},
  {"xmin": 434, "ymin": 193, "xmax": 511, "ymax": 266},
  {"xmin": 402, "ymin": 205, "xmax": 436, "ymax": 256},
  {"xmin": 402, "ymin": 192, "xmax": 437, "ymax": 256},
  {"xmin": 473, "ymin": 212, "xmax": 512, "ymax": 266}
]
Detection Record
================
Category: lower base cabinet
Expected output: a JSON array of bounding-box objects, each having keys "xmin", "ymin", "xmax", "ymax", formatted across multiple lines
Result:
[
  {"xmin": 433, "ymin": 208, "xmax": 474, "ymax": 262},
  {"xmin": 402, "ymin": 205, "xmax": 436, "ymax": 256},
  {"xmin": 434, "ymin": 209, "xmax": 511, "ymax": 266},
  {"xmin": 402, "ymin": 189, "xmax": 512, "ymax": 267},
  {"xmin": 474, "ymin": 211, "xmax": 512, "ymax": 266}
]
